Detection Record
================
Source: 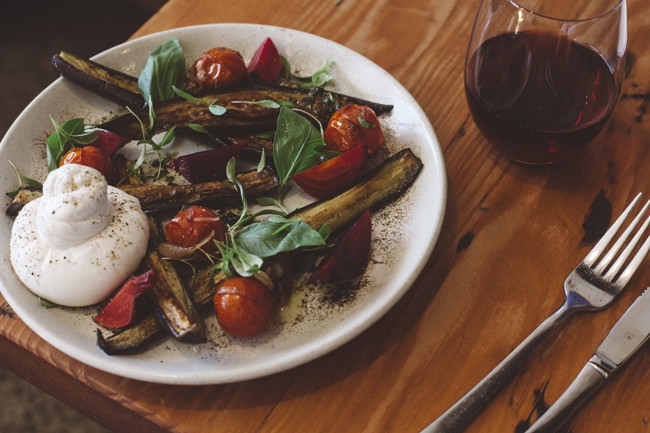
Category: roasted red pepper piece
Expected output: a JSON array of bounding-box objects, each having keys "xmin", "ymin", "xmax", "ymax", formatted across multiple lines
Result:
[
  {"xmin": 247, "ymin": 37, "xmax": 283, "ymax": 82},
  {"xmin": 310, "ymin": 209, "xmax": 372, "ymax": 283},
  {"xmin": 93, "ymin": 270, "xmax": 156, "ymax": 329},
  {"xmin": 168, "ymin": 142, "xmax": 246, "ymax": 183},
  {"xmin": 291, "ymin": 144, "xmax": 367, "ymax": 199}
]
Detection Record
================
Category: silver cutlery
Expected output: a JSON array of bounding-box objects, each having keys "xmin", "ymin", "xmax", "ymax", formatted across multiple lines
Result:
[
  {"xmin": 525, "ymin": 287, "xmax": 650, "ymax": 433},
  {"xmin": 420, "ymin": 193, "xmax": 650, "ymax": 433}
]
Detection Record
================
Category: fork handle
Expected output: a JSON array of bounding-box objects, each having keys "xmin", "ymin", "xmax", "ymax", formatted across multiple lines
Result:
[
  {"xmin": 524, "ymin": 359, "xmax": 607, "ymax": 433},
  {"xmin": 419, "ymin": 304, "xmax": 573, "ymax": 433}
]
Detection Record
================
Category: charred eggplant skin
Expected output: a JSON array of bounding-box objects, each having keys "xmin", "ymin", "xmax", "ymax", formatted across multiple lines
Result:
[
  {"xmin": 118, "ymin": 167, "xmax": 279, "ymax": 213},
  {"xmin": 52, "ymin": 52, "xmax": 145, "ymax": 109},
  {"xmin": 97, "ymin": 268, "xmax": 225, "ymax": 354},
  {"xmin": 289, "ymin": 148, "xmax": 423, "ymax": 232},
  {"xmin": 99, "ymin": 83, "xmax": 394, "ymax": 140}
]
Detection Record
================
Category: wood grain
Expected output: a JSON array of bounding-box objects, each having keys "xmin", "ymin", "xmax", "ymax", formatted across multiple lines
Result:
[{"xmin": 2, "ymin": 0, "xmax": 650, "ymax": 432}]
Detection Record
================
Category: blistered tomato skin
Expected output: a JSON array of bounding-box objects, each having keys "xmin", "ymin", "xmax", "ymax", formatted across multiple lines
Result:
[
  {"xmin": 59, "ymin": 145, "xmax": 114, "ymax": 182},
  {"xmin": 292, "ymin": 144, "xmax": 367, "ymax": 199},
  {"xmin": 192, "ymin": 47, "xmax": 247, "ymax": 91},
  {"xmin": 165, "ymin": 206, "xmax": 226, "ymax": 258},
  {"xmin": 324, "ymin": 104, "xmax": 385, "ymax": 154},
  {"xmin": 214, "ymin": 277, "xmax": 273, "ymax": 337}
]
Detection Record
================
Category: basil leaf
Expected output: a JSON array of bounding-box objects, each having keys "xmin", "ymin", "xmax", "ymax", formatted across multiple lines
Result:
[
  {"xmin": 45, "ymin": 117, "xmax": 96, "ymax": 171},
  {"xmin": 232, "ymin": 99, "xmax": 281, "ymax": 109},
  {"xmin": 172, "ymin": 85, "xmax": 203, "ymax": 102},
  {"xmin": 138, "ymin": 38, "xmax": 186, "ymax": 104},
  {"xmin": 272, "ymin": 106, "xmax": 323, "ymax": 185},
  {"xmin": 256, "ymin": 150, "xmax": 266, "ymax": 173},
  {"xmin": 235, "ymin": 215, "xmax": 326, "ymax": 258},
  {"xmin": 281, "ymin": 57, "xmax": 333, "ymax": 88},
  {"xmin": 230, "ymin": 248, "xmax": 263, "ymax": 277},
  {"xmin": 208, "ymin": 104, "xmax": 227, "ymax": 115},
  {"xmin": 6, "ymin": 160, "xmax": 42, "ymax": 197},
  {"xmin": 172, "ymin": 86, "xmax": 227, "ymax": 116},
  {"xmin": 183, "ymin": 123, "xmax": 214, "ymax": 139}
]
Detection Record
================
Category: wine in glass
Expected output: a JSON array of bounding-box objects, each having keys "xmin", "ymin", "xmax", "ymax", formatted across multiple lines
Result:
[{"xmin": 465, "ymin": 0, "xmax": 627, "ymax": 165}]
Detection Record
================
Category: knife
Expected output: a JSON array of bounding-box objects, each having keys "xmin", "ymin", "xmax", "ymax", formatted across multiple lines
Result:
[{"xmin": 525, "ymin": 288, "xmax": 650, "ymax": 433}]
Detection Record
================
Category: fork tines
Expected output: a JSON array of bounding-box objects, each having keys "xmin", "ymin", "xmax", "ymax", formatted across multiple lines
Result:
[{"xmin": 583, "ymin": 193, "xmax": 650, "ymax": 287}]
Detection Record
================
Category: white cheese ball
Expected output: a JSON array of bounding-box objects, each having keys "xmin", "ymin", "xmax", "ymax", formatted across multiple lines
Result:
[{"xmin": 10, "ymin": 164, "xmax": 150, "ymax": 307}]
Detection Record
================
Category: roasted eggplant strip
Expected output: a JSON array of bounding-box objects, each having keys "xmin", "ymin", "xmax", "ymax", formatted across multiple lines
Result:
[
  {"xmin": 98, "ymin": 84, "xmax": 393, "ymax": 140},
  {"xmin": 52, "ymin": 52, "xmax": 145, "ymax": 108},
  {"xmin": 120, "ymin": 155, "xmax": 205, "ymax": 343},
  {"xmin": 97, "ymin": 267, "xmax": 225, "ymax": 354},
  {"xmin": 118, "ymin": 167, "xmax": 278, "ymax": 213},
  {"xmin": 146, "ymin": 250, "xmax": 206, "ymax": 343},
  {"xmin": 289, "ymin": 148, "xmax": 423, "ymax": 233},
  {"xmin": 5, "ymin": 187, "xmax": 42, "ymax": 217}
]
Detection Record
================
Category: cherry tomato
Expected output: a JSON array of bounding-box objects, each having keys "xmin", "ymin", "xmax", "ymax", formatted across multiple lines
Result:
[
  {"xmin": 192, "ymin": 47, "xmax": 247, "ymax": 91},
  {"xmin": 214, "ymin": 277, "xmax": 273, "ymax": 337},
  {"xmin": 59, "ymin": 145, "xmax": 114, "ymax": 182},
  {"xmin": 323, "ymin": 104, "xmax": 385, "ymax": 154},
  {"xmin": 164, "ymin": 206, "xmax": 226, "ymax": 259},
  {"xmin": 291, "ymin": 144, "xmax": 367, "ymax": 199}
]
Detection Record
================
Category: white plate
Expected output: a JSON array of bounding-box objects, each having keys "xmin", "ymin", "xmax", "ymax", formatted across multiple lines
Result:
[{"xmin": 0, "ymin": 24, "xmax": 446, "ymax": 384}]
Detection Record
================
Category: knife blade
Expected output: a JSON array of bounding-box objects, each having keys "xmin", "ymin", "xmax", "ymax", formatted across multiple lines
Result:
[{"xmin": 525, "ymin": 288, "xmax": 650, "ymax": 433}]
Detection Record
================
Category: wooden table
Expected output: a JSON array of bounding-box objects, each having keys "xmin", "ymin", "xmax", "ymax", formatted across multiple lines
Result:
[{"xmin": 2, "ymin": 0, "xmax": 649, "ymax": 432}]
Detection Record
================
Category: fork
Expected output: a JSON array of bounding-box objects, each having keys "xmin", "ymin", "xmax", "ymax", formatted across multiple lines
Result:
[{"xmin": 419, "ymin": 193, "xmax": 650, "ymax": 433}]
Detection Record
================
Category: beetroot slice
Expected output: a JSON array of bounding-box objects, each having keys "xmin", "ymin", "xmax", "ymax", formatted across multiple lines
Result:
[
  {"xmin": 310, "ymin": 209, "xmax": 372, "ymax": 283},
  {"xmin": 93, "ymin": 270, "xmax": 156, "ymax": 329},
  {"xmin": 169, "ymin": 142, "xmax": 246, "ymax": 183},
  {"xmin": 247, "ymin": 37, "xmax": 283, "ymax": 82},
  {"xmin": 91, "ymin": 130, "xmax": 130, "ymax": 156}
]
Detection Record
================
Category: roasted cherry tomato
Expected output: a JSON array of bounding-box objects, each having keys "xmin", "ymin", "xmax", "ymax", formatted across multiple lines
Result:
[
  {"xmin": 214, "ymin": 277, "xmax": 273, "ymax": 337},
  {"xmin": 59, "ymin": 145, "xmax": 114, "ymax": 182},
  {"xmin": 192, "ymin": 47, "xmax": 247, "ymax": 91},
  {"xmin": 323, "ymin": 104, "xmax": 385, "ymax": 154},
  {"xmin": 291, "ymin": 144, "xmax": 367, "ymax": 199},
  {"xmin": 165, "ymin": 206, "xmax": 226, "ymax": 259}
]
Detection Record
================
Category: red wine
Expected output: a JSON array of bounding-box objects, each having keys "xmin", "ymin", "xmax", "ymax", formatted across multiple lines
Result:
[{"xmin": 465, "ymin": 31, "xmax": 618, "ymax": 164}]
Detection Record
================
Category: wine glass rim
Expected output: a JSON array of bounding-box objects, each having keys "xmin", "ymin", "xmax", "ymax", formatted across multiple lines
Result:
[{"xmin": 507, "ymin": 0, "xmax": 624, "ymax": 23}]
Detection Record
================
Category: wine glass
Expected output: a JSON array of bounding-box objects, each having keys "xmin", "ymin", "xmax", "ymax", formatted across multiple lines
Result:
[{"xmin": 464, "ymin": 0, "xmax": 627, "ymax": 165}]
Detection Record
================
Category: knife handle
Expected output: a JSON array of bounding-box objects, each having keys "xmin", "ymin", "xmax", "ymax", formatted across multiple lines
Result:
[{"xmin": 525, "ymin": 358, "xmax": 608, "ymax": 433}]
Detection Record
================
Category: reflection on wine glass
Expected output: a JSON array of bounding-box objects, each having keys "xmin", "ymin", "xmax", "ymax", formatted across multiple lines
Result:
[{"xmin": 465, "ymin": 0, "xmax": 627, "ymax": 165}]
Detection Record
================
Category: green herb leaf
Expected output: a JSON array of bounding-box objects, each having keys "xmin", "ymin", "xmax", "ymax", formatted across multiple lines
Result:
[
  {"xmin": 208, "ymin": 104, "xmax": 228, "ymax": 116},
  {"xmin": 154, "ymin": 125, "xmax": 177, "ymax": 150},
  {"xmin": 292, "ymin": 60, "xmax": 333, "ymax": 88},
  {"xmin": 256, "ymin": 131, "xmax": 275, "ymax": 140},
  {"xmin": 235, "ymin": 215, "xmax": 327, "ymax": 258},
  {"xmin": 256, "ymin": 196, "xmax": 288, "ymax": 214},
  {"xmin": 272, "ymin": 106, "xmax": 323, "ymax": 185},
  {"xmin": 172, "ymin": 85, "xmax": 227, "ymax": 116},
  {"xmin": 230, "ymin": 248, "xmax": 263, "ymax": 277},
  {"xmin": 232, "ymin": 99, "xmax": 282, "ymax": 109},
  {"xmin": 256, "ymin": 150, "xmax": 266, "ymax": 173},
  {"xmin": 358, "ymin": 115, "xmax": 377, "ymax": 128},
  {"xmin": 45, "ymin": 117, "xmax": 98, "ymax": 171},
  {"xmin": 183, "ymin": 122, "xmax": 215, "ymax": 139},
  {"xmin": 6, "ymin": 160, "xmax": 42, "ymax": 197},
  {"xmin": 281, "ymin": 57, "xmax": 333, "ymax": 88},
  {"xmin": 138, "ymin": 38, "xmax": 186, "ymax": 104},
  {"xmin": 172, "ymin": 85, "xmax": 204, "ymax": 102}
]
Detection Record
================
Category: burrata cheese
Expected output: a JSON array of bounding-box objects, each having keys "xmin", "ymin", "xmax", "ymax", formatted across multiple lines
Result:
[{"xmin": 10, "ymin": 164, "xmax": 150, "ymax": 307}]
